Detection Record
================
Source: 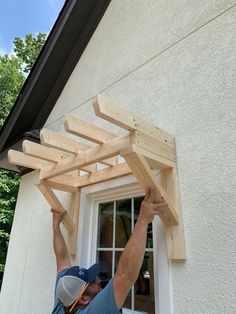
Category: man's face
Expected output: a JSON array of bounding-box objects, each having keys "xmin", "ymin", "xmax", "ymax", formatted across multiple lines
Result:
[{"xmin": 86, "ymin": 277, "xmax": 102, "ymax": 297}]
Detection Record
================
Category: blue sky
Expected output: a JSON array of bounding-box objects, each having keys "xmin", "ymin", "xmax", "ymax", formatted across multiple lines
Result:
[{"xmin": 0, "ymin": 0, "xmax": 65, "ymax": 55}]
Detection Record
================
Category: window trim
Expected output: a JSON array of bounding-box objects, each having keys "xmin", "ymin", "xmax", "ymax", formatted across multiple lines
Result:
[{"xmin": 77, "ymin": 173, "xmax": 173, "ymax": 314}]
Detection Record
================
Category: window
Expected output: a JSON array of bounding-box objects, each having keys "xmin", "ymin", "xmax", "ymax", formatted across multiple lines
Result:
[
  {"xmin": 96, "ymin": 197, "xmax": 155, "ymax": 313},
  {"xmin": 78, "ymin": 174, "xmax": 173, "ymax": 314}
]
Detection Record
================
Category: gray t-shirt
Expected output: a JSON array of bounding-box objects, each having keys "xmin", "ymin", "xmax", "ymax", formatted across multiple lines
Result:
[{"xmin": 52, "ymin": 269, "xmax": 122, "ymax": 314}]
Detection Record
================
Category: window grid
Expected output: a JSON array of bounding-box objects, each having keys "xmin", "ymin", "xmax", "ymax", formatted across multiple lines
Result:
[{"xmin": 97, "ymin": 197, "xmax": 154, "ymax": 312}]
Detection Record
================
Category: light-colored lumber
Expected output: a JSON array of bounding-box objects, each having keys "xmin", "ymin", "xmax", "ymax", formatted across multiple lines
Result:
[
  {"xmin": 23, "ymin": 140, "xmax": 97, "ymax": 173},
  {"xmin": 68, "ymin": 190, "xmax": 80, "ymax": 255},
  {"xmin": 93, "ymin": 94, "xmax": 174, "ymax": 145},
  {"xmin": 8, "ymin": 150, "xmax": 53, "ymax": 170},
  {"xmin": 123, "ymin": 152, "xmax": 179, "ymax": 226},
  {"xmin": 40, "ymin": 128, "xmax": 116, "ymax": 166},
  {"xmin": 40, "ymin": 129, "xmax": 90, "ymax": 153},
  {"xmin": 37, "ymin": 171, "xmax": 80, "ymax": 192},
  {"xmin": 42, "ymin": 163, "xmax": 131, "ymax": 190},
  {"xmin": 126, "ymin": 145, "xmax": 176, "ymax": 169},
  {"xmin": 160, "ymin": 168, "xmax": 186, "ymax": 260},
  {"xmin": 22, "ymin": 140, "xmax": 72, "ymax": 162},
  {"xmin": 37, "ymin": 183, "xmax": 74, "ymax": 232},
  {"xmin": 41, "ymin": 177, "xmax": 78, "ymax": 192},
  {"xmin": 133, "ymin": 131, "xmax": 175, "ymax": 159},
  {"xmin": 74, "ymin": 162, "xmax": 132, "ymax": 187},
  {"xmin": 64, "ymin": 115, "xmax": 116, "ymax": 144},
  {"xmin": 40, "ymin": 134, "xmax": 131, "ymax": 180}
]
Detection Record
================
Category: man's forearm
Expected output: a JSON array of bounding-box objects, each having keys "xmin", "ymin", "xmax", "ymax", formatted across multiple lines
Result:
[
  {"xmin": 53, "ymin": 223, "xmax": 71, "ymax": 271},
  {"xmin": 116, "ymin": 218, "xmax": 148, "ymax": 285}
]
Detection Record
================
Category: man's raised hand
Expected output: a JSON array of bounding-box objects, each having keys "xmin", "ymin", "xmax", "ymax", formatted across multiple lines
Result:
[
  {"xmin": 139, "ymin": 187, "xmax": 164, "ymax": 224},
  {"xmin": 51, "ymin": 208, "xmax": 66, "ymax": 227}
]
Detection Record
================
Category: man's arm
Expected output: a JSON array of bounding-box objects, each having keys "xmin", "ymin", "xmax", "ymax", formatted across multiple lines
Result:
[
  {"xmin": 113, "ymin": 187, "xmax": 163, "ymax": 309},
  {"xmin": 51, "ymin": 209, "xmax": 71, "ymax": 273}
]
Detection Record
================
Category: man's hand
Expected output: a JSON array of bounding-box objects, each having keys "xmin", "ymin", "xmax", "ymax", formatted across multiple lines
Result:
[
  {"xmin": 138, "ymin": 187, "xmax": 164, "ymax": 224},
  {"xmin": 51, "ymin": 209, "xmax": 66, "ymax": 228}
]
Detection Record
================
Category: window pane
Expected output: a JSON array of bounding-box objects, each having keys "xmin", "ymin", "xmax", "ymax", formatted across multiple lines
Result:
[
  {"xmin": 115, "ymin": 199, "xmax": 131, "ymax": 248},
  {"xmin": 97, "ymin": 202, "xmax": 114, "ymax": 248},
  {"xmin": 134, "ymin": 196, "xmax": 143, "ymax": 225},
  {"xmin": 97, "ymin": 251, "xmax": 112, "ymax": 289},
  {"xmin": 134, "ymin": 197, "xmax": 153, "ymax": 248},
  {"xmin": 115, "ymin": 251, "xmax": 131, "ymax": 310},
  {"xmin": 134, "ymin": 252, "xmax": 155, "ymax": 314}
]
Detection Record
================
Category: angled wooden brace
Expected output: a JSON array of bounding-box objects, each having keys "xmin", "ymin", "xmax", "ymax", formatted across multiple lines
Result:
[
  {"xmin": 37, "ymin": 181, "xmax": 80, "ymax": 256},
  {"xmin": 37, "ymin": 182, "xmax": 74, "ymax": 233}
]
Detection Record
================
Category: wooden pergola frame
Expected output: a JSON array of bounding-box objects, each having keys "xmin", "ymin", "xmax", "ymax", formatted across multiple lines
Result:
[{"xmin": 8, "ymin": 94, "xmax": 186, "ymax": 260}]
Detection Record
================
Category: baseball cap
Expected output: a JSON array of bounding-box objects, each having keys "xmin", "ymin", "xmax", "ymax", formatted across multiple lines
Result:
[{"xmin": 57, "ymin": 263, "xmax": 100, "ymax": 307}]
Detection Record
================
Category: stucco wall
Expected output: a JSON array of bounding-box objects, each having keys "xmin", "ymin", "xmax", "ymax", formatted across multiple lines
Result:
[
  {"xmin": 0, "ymin": 171, "xmax": 72, "ymax": 313},
  {"xmin": 1, "ymin": 1, "xmax": 235, "ymax": 313}
]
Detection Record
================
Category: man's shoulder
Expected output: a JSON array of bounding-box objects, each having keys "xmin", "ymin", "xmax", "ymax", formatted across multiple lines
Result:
[{"xmin": 80, "ymin": 280, "xmax": 121, "ymax": 313}]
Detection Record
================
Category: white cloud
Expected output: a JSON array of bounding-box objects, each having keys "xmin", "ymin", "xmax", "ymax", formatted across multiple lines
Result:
[{"xmin": 0, "ymin": 47, "xmax": 7, "ymax": 56}]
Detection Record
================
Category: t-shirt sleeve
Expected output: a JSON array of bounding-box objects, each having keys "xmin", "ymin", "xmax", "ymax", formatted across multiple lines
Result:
[{"xmin": 83, "ymin": 279, "xmax": 122, "ymax": 314}]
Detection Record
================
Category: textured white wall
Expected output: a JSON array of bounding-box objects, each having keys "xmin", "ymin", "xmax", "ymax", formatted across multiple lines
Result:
[
  {"xmin": 0, "ymin": 172, "xmax": 71, "ymax": 313},
  {"xmin": 1, "ymin": 0, "xmax": 236, "ymax": 313}
]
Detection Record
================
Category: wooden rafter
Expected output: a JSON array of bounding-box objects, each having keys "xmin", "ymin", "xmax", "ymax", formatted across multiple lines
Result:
[
  {"xmin": 7, "ymin": 94, "xmax": 186, "ymax": 260},
  {"xmin": 40, "ymin": 134, "xmax": 130, "ymax": 180},
  {"xmin": 40, "ymin": 128, "xmax": 116, "ymax": 167}
]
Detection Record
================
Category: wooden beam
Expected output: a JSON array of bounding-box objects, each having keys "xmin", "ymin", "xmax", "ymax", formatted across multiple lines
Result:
[
  {"xmin": 38, "ymin": 162, "xmax": 130, "ymax": 190},
  {"xmin": 160, "ymin": 168, "xmax": 186, "ymax": 260},
  {"xmin": 23, "ymin": 140, "xmax": 97, "ymax": 173},
  {"xmin": 126, "ymin": 145, "xmax": 176, "ymax": 169},
  {"xmin": 37, "ymin": 183, "xmax": 74, "ymax": 232},
  {"xmin": 40, "ymin": 129, "xmax": 116, "ymax": 167},
  {"xmin": 74, "ymin": 162, "xmax": 132, "ymax": 187},
  {"xmin": 41, "ymin": 176, "xmax": 78, "ymax": 192},
  {"xmin": 8, "ymin": 150, "xmax": 53, "ymax": 170},
  {"xmin": 133, "ymin": 131, "xmax": 175, "ymax": 159},
  {"xmin": 40, "ymin": 129, "xmax": 89, "ymax": 154},
  {"xmin": 93, "ymin": 94, "xmax": 174, "ymax": 145},
  {"xmin": 40, "ymin": 134, "xmax": 130, "ymax": 180},
  {"xmin": 64, "ymin": 115, "xmax": 116, "ymax": 144},
  {"xmin": 68, "ymin": 190, "xmax": 80, "ymax": 255},
  {"xmin": 123, "ymin": 152, "xmax": 179, "ymax": 226},
  {"xmin": 22, "ymin": 140, "xmax": 72, "ymax": 162}
]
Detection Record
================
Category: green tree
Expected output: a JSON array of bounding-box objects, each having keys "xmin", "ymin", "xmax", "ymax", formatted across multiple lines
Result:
[
  {"xmin": 13, "ymin": 32, "xmax": 47, "ymax": 73},
  {"xmin": 0, "ymin": 33, "xmax": 46, "ymax": 288},
  {"xmin": 0, "ymin": 55, "xmax": 25, "ymax": 125}
]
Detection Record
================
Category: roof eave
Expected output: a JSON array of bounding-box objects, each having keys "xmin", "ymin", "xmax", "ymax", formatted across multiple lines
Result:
[{"xmin": 0, "ymin": 0, "xmax": 111, "ymax": 174}]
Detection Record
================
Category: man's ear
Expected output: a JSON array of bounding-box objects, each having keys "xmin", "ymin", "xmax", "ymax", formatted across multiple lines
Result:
[{"xmin": 79, "ymin": 295, "xmax": 90, "ymax": 306}]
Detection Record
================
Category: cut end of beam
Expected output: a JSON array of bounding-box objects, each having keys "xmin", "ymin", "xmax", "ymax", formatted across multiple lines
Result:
[{"xmin": 93, "ymin": 94, "xmax": 174, "ymax": 145}]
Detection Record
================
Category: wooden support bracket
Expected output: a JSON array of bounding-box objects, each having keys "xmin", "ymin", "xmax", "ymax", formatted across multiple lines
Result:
[
  {"xmin": 7, "ymin": 94, "xmax": 186, "ymax": 260},
  {"xmin": 160, "ymin": 168, "xmax": 186, "ymax": 260},
  {"xmin": 68, "ymin": 190, "xmax": 80, "ymax": 256},
  {"xmin": 37, "ymin": 182, "xmax": 74, "ymax": 233}
]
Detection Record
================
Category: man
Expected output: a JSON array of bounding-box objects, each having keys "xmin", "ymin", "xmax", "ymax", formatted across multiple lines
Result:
[{"xmin": 51, "ymin": 187, "xmax": 163, "ymax": 313}]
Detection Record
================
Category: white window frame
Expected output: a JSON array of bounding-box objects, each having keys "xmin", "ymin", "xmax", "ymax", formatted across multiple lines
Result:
[{"xmin": 76, "ymin": 173, "xmax": 173, "ymax": 314}]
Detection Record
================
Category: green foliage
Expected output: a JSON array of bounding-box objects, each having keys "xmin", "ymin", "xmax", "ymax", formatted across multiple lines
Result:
[
  {"xmin": 0, "ymin": 33, "xmax": 46, "ymax": 288},
  {"xmin": 0, "ymin": 55, "xmax": 25, "ymax": 126},
  {"xmin": 13, "ymin": 33, "xmax": 47, "ymax": 73}
]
